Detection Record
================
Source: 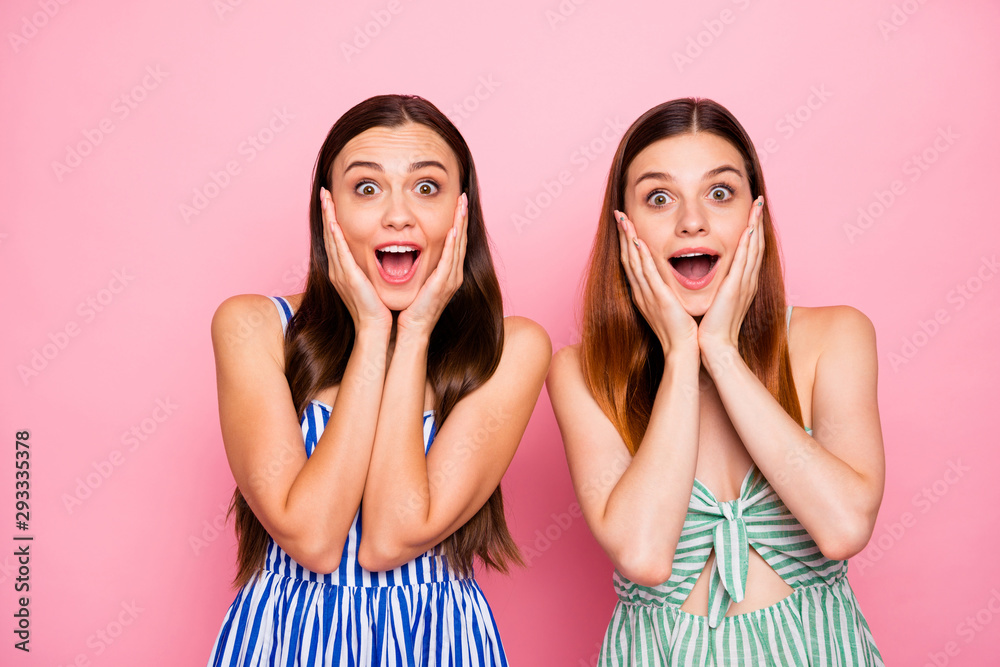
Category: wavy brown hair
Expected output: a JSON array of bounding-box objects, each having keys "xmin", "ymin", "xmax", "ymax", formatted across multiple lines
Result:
[
  {"xmin": 582, "ymin": 98, "xmax": 803, "ymax": 454},
  {"xmin": 228, "ymin": 94, "xmax": 522, "ymax": 588}
]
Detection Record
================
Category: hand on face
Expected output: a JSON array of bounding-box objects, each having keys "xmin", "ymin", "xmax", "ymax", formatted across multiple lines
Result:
[
  {"xmin": 615, "ymin": 209, "xmax": 700, "ymax": 357},
  {"xmin": 397, "ymin": 192, "xmax": 468, "ymax": 338},
  {"xmin": 320, "ymin": 186, "xmax": 393, "ymax": 334},
  {"xmin": 697, "ymin": 196, "xmax": 765, "ymax": 357}
]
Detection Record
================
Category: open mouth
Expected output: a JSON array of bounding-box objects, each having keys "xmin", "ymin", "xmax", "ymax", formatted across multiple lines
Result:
[
  {"xmin": 668, "ymin": 252, "xmax": 720, "ymax": 289},
  {"xmin": 375, "ymin": 245, "xmax": 421, "ymax": 283}
]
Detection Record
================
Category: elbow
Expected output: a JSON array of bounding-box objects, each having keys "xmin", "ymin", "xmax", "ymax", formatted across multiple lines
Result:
[
  {"xmin": 280, "ymin": 532, "xmax": 347, "ymax": 575},
  {"xmin": 611, "ymin": 545, "xmax": 675, "ymax": 587},
  {"xmin": 294, "ymin": 543, "xmax": 343, "ymax": 575},
  {"xmin": 357, "ymin": 534, "xmax": 408, "ymax": 573},
  {"xmin": 814, "ymin": 512, "xmax": 877, "ymax": 562}
]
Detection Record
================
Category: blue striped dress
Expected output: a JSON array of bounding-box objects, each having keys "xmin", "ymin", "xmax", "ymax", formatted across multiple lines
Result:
[
  {"xmin": 207, "ymin": 296, "xmax": 508, "ymax": 667},
  {"xmin": 598, "ymin": 306, "xmax": 883, "ymax": 666}
]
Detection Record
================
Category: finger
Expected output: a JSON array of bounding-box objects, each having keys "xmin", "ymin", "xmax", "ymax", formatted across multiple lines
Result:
[
  {"xmin": 321, "ymin": 189, "xmax": 344, "ymax": 281},
  {"xmin": 624, "ymin": 219, "xmax": 658, "ymax": 307},
  {"xmin": 617, "ymin": 212, "xmax": 646, "ymax": 289},
  {"xmin": 614, "ymin": 212, "xmax": 649, "ymax": 311},
  {"xmin": 453, "ymin": 192, "xmax": 468, "ymax": 285},
  {"xmin": 741, "ymin": 198, "xmax": 763, "ymax": 288},
  {"xmin": 429, "ymin": 217, "xmax": 458, "ymax": 292},
  {"xmin": 614, "ymin": 211, "xmax": 640, "ymax": 287}
]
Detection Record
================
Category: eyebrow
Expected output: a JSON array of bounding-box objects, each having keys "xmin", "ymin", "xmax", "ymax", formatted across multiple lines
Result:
[
  {"xmin": 343, "ymin": 160, "xmax": 449, "ymax": 174},
  {"xmin": 633, "ymin": 165, "xmax": 745, "ymax": 187}
]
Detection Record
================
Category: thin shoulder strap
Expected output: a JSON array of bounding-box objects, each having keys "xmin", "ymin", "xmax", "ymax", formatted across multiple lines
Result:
[
  {"xmin": 268, "ymin": 296, "xmax": 294, "ymax": 335},
  {"xmin": 786, "ymin": 304, "xmax": 793, "ymax": 335}
]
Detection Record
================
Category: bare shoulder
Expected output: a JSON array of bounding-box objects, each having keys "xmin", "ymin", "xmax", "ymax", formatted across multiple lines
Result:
[
  {"xmin": 501, "ymin": 315, "xmax": 553, "ymax": 368},
  {"xmin": 549, "ymin": 341, "xmax": 582, "ymax": 374},
  {"xmin": 547, "ymin": 342, "xmax": 587, "ymax": 397},
  {"xmin": 210, "ymin": 294, "xmax": 286, "ymax": 367},
  {"xmin": 790, "ymin": 304, "xmax": 876, "ymax": 355}
]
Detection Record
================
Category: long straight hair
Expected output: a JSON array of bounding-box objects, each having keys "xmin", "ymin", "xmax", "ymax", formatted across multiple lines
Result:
[
  {"xmin": 228, "ymin": 95, "xmax": 522, "ymax": 588},
  {"xmin": 582, "ymin": 98, "xmax": 803, "ymax": 454}
]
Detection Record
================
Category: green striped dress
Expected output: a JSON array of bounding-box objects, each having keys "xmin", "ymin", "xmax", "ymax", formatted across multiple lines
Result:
[{"xmin": 598, "ymin": 306, "xmax": 883, "ymax": 666}]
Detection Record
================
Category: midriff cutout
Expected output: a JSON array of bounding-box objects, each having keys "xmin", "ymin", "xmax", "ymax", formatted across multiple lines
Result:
[{"xmin": 679, "ymin": 545, "xmax": 794, "ymax": 617}]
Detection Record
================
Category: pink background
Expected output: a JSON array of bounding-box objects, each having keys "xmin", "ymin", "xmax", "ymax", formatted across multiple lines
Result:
[{"xmin": 3, "ymin": 1, "xmax": 999, "ymax": 665}]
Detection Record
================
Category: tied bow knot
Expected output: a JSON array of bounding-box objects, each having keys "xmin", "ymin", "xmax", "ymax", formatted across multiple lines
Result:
[{"xmin": 707, "ymin": 499, "xmax": 750, "ymax": 628}]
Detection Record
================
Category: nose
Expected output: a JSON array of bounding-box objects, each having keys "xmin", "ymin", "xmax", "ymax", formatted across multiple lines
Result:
[
  {"xmin": 382, "ymin": 190, "xmax": 414, "ymax": 230},
  {"xmin": 674, "ymin": 200, "xmax": 709, "ymax": 237}
]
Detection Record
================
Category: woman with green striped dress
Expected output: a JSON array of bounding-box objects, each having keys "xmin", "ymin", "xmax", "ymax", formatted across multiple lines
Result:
[{"xmin": 548, "ymin": 98, "xmax": 885, "ymax": 665}]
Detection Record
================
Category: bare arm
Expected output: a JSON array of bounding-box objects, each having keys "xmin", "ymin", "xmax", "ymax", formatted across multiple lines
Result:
[
  {"xmin": 358, "ymin": 316, "xmax": 551, "ymax": 571},
  {"xmin": 700, "ymin": 305, "xmax": 885, "ymax": 560},
  {"xmin": 213, "ymin": 294, "xmax": 390, "ymax": 574},
  {"xmin": 547, "ymin": 343, "xmax": 701, "ymax": 586}
]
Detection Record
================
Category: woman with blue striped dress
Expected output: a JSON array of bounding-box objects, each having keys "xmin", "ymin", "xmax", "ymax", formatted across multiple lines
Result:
[
  {"xmin": 547, "ymin": 98, "xmax": 885, "ymax": 665},
  {"xmin": 207, "ymin": 95, "xmax": 551, "ymax": 666}
]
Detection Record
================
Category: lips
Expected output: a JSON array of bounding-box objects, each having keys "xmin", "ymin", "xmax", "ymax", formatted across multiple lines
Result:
[
  {"xmin": 374, "ymin": 243, "xmax": 421, "ymax": 284},
  {"xmin": 667, "ymin": 247, "xmax": 720, "ymax": 290}
]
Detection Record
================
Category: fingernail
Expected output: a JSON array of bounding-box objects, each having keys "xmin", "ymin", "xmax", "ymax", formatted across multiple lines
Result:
[{"xmin": 632, "ymin": 238, "xmax": 640, "ymax": 248}]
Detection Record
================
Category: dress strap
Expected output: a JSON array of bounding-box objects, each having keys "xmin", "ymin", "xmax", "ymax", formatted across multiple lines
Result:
[
  {"xmin": 786, "ymin": 304, "xmax": 793, "ymax": 334},
  {"xmin": 268, "ymin": 296, "xmax": 294, "ymax": 335}
]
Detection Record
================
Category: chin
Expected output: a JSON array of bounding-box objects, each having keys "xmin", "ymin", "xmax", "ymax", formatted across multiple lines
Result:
[
  {"xmin": 677, "ymin": 290, "xmax": 718, "ymax": 318},
  {"xmin": 373, "ymin": 283, "xmax": 419, "ymax": 313}
]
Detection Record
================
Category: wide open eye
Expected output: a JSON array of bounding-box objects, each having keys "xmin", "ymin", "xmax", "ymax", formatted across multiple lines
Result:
[
  {"xmin": 647, "ymin": 190, "xmax": 671, "ymax": 207},
  {"xmin": 416, "ymin": 180, "xmax": 439, "ymax": 196},
  {"xmin": 709, "ymin": 185, "xmax": 733, "ymax": 201},
  {"xmin": 356, "ymin": 180, "xmax": 381, "ymax": 196}
]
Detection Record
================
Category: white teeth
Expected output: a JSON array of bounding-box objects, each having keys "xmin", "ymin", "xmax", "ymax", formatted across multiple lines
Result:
[
  {"xmin": 675, "ymin": 252, "xmax": 708, "ymax": 258},
  {"xmin": 378, "ymin": 245, "xmax": 417, "ymax": 253}
]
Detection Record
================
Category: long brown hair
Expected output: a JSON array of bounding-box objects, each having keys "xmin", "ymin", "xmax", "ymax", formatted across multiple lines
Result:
[
  {"xmin": 228, "ymin": 94, "xmax": 522, "ymax": 588},
  {"xmin": 582, "ymin": 98, "xmax": 803, "ymax": 454}
]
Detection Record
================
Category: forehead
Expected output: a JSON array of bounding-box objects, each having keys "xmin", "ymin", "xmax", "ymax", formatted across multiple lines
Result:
[
  {"xmin": 333, "ymin": 123, "xmax": 458, "ymax": 173},
  {"xmin": 628, "ymin": 132, "xmax": 746, "ymax": 182}
]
